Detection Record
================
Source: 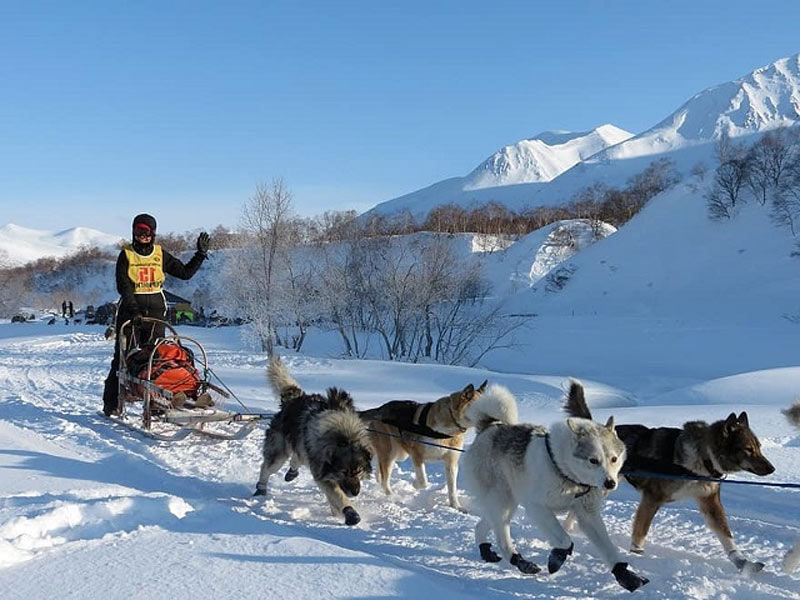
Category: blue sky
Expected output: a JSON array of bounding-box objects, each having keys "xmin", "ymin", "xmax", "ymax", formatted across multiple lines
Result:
[{"xmin": 2, "ymin": 0, "xmax": 799, "ymax": 236}]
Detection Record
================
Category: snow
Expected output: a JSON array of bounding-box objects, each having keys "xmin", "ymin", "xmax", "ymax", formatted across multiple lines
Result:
[
  {"xmin": 464, "ymin": 124, "xmax": 634, "ymax": 189},
  {"xmin": 1, "ymin": 317, "xmax": 799, "ymax": 599},
  {"xmin": 0, "ymin": 223, "xmax": 123, "ymax": 267}
]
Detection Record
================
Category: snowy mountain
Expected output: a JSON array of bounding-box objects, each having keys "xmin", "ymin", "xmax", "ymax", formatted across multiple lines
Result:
[
  {"xmin": 0, "ymin": 223, "xmax": 123, "ymax": 267},
  {"xmin": 593, "ymin": 53, "xmax": 800, "ymax": 161},
  {"xmin": 463, "ymin": 124, "xmax": 633, "ymax": 189},
  {"xmin": 366, "ymin": 53, "xmax": 800, "ymax": 222}
]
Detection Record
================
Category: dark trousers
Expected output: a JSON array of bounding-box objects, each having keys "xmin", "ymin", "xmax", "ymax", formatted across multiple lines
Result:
[{"xmin": 102, "ymin": 294, "xmax": 167, "ymax": 414}]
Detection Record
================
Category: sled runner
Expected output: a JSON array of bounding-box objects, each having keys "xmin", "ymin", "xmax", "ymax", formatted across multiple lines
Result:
[{"xmin": 113, "ymin": 317, "xmax": 268, "ymax": 441}]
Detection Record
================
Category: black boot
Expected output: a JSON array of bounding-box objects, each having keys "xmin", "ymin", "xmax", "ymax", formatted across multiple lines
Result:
[
  {"xmin": 548, "ymin": 543, "xmax": 573, "ymax": 574},
  {"xmin": 102, "ymin": 375, "xmax": 119, "ymax": 417},
  {"xmin": 510, "ymin": 553, "xmax": 540, "ymax": 575}
]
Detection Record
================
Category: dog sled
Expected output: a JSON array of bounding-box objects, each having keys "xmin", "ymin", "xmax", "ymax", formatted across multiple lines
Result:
[{"xmin": 112, "ymin": 317, "xmax": 268, "ymax": 441}]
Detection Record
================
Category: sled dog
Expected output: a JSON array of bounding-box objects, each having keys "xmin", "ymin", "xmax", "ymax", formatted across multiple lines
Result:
[
  {"xmin": 564, "ymin": 390, "xmax": 775, "ymax": 573},
  {"xmin": 462, "ymin": 382, "xmax": 649, "ymax": 592},
  {"xmin": 254, "ymin": 356, "xmax": 373, "ymax": 526},
  {"xmin": 360, "ymin": 380, "xmax": 487, "ymax": 511},
  {"xmin": 782, "ymin": 402, "xmax": 800, "ymax": 573}
]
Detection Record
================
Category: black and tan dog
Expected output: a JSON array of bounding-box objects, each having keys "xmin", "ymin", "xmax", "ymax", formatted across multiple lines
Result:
[
  {"xmin": 254, "ymin": 356, "xmax": 373, "ymax": 526},
  {"xmin": 359, "ymin": 380, "xmax": 487, "ymax": 511},
  {"xmin": 565, "ymin": 394, "xmax": 775, "ymax": 573}
]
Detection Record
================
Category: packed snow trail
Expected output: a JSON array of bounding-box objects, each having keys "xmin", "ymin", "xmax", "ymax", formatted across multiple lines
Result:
[{"xmin": 0, "ymin": 324, "xmax": 798, "ymax": 598}]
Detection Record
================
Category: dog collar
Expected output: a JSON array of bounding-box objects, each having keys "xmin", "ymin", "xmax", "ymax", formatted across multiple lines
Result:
[
  {"xmin": 702, "ymin": 458, "xmax": 723, "ymax": 479},
  {"xmin": 545, "ymin": 434, "xmax": 593, "ymax": 498},
  {"xmin": 447, "ymin": 403, "xmax": 468, "ymax": 433}
]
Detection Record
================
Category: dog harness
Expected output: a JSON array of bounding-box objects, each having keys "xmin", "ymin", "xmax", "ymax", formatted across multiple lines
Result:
[
  {"xmin": 367, "ymin": 400, "xmax": 454, "ymax": 440},
  {"xmin": 544, "ymin": 433, "xmax": 593, "ymax": 498}
]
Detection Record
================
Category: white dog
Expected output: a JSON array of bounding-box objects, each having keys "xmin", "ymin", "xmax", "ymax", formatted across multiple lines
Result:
[{"xmin": 461, "ymin": 382, "xmax": 649, "ymax": 592}]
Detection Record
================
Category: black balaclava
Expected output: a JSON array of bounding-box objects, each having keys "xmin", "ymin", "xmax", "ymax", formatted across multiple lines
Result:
[{"xmin": 131, "ymin": 213, "xmax": 157, "ymax": 255}]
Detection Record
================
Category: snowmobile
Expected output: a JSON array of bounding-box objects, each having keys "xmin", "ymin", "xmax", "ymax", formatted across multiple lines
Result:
[{"xmin": 113, "ymin": 317, "xmax": 269, "ymax": 441}]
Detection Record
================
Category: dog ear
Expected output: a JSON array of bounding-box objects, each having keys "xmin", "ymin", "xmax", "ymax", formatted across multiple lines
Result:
[
  {"xmin": 567, "ymin": 417, "xmax": 585, "ymax": 435},
  {"xmin": 737, "ymin": 411, "xmax": 749, "ymax": 427},
  {"xmin": 461, "ymin": 383, "xmax": 476, "ymax": 400},
  {"xmin": 605, "ymin": 415, "xmax": 615, "ymax": 431},
  {"xmin": 477, "ymin": 380, "xmax": 488, "ymax": 393},
  {"xmin": 725, "ymin": 412, "xmax": 738, "ymax": 429}
]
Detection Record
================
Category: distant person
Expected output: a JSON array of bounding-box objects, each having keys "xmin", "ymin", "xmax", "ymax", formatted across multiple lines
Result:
[
  {"xmin": 68, "ymin": 301, "xmax": 74, "ymax": 318},
  {"xmin": 102, "ymin": 213, "xmax": 210, "ymax": 417},
  {"xmin": 62, "ymin": 301, "xmax": 67, "ymax": 318}
]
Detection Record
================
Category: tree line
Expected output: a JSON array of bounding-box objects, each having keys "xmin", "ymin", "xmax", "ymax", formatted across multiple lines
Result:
[{"xmin": 706, "ymin": 126, "xmax": 800, "ymax": 232}]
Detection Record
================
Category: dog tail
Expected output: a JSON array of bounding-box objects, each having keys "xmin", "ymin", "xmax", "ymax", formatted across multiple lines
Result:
[
  {"xmin": 783, "ymin": 401, "xmax": 800, "ymax": 428},
  {"xmin": 267, "ymin": 355, "xmax": 303, "ymax": 407},
  {"xmin": 326, "ymin": 387, "xmax": 355, "ymax": 412},
  {"xmin": 466, "ymin": 384, "xmax": 518, "ymax": 433},
  {"xmin": 562, "ymin": 379, "xmax": 592, "ymax": 420}
]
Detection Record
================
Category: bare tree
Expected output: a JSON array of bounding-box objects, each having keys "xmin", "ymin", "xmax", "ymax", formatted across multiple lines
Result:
[
  {"xmin": 236, "ymin": 178, "xmax": 295, "ymax": 353},
  {"xmin": 772, "ymin": 154, "xmax": 800, "ymax": 235},
  {"xmin": 707, "ymin": 158, "xmax": 748, "ymax": 219}
]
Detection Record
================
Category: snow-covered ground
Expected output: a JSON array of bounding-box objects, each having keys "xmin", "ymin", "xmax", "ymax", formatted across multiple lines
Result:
[{"xmin": 1, "ymin": 321, "xmax": 799, "ymax": 599}]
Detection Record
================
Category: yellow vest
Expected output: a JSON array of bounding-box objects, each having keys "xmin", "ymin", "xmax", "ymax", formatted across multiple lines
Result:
[{"xmin": 124, "ymin": 244, "xmax": 165, "ymax": 294}]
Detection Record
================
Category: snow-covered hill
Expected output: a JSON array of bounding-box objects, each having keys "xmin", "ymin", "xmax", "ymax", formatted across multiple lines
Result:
[
  {"xmin": 366, "ymin": 53, "xmax": 800, "ymax": 222},
  {"xmin": 0, "ymin": 223, "xmax": 123, "ymax": 267}
]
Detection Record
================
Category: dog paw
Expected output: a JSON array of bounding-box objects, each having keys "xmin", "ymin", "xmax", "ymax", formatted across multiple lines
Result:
[
  {"xmin": 479, "ymin": 543, "xmax": 501, "ymax": 563},
  {"xmin": 728, "ymin": 550, "xmax": 763, "ymax": 574},
  {"xmin": 343, "ymin": 506, "xmax": 361, "ymax": 526},
  {"xmin": 740, "ymin": 560, "xmax": 765, "ymax": 576},
  {"xmin": 612, "ymin": 562, "xmax": 649, "ymax": 592},
  {"xmin": 253, "ymin": 485, "xmax": 267, "ymax": 497},
  {"xmin": 629, "ymin": 545, "xmax": 644, "ymax": 555},
  {"xmin": 284, "ymin": 468, "xmax": 299, "ymax": 482},
  {"xmin": 547, "ymin": 543, "xmax": 574, "ymax": 574},
  {"xmin": 510, "ymin": 553, "xmax": 541, "ymax": 575},
  {"xmin": 783, "ymin": 547, "xmax": 800, "ymax": 573}
]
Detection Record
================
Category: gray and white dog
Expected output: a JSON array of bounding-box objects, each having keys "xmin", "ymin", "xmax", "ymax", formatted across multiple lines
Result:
[
  {"xmin": 461, "ymin": 382, "xmax": 649, "ymax": 592},
  {"xmin": 254, "ymin": 356, "xmax": 373, "ymax": 526},
  {"xmin": 782, "ymin": 401, "xmax": 800, "ymax": 573}
]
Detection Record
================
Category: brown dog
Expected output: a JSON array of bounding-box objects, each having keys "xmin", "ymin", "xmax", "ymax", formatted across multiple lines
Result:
[
  {"xmin": 564, "ymin": 392, "xmax": 775, "ymax": 573},
  {"xmin": 360, "ymin": 381, "xmax": 487, "ymax": 511}
]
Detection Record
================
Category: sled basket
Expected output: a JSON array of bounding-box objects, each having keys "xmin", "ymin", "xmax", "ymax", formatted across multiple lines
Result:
[{"xmin": 114, "ymin": 317, "xmax": 269, "ymax": 441}]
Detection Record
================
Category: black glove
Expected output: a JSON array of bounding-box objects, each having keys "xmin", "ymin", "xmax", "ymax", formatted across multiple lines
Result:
[
  {"xmin": 612, "ymin": 562, "xmax": 649, "ymax": 592},
  {"xmin": 196, "ymin": 232, "xmax": 210, "ymax": 256},
  {"xmin": 131, "ymin": 312, "xmax": 144, "ymax": 329}
]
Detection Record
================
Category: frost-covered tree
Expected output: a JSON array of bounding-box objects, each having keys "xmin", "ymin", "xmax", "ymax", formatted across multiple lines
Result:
[{"xmin": 230, "ymin": 179, "xmax": 296, "ymax": 353}]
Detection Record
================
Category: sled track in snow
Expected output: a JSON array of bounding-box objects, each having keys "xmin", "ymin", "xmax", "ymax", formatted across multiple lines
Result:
[{"xmin": 1, "ymin": 329, "xmax": 799, "ymax": 598}]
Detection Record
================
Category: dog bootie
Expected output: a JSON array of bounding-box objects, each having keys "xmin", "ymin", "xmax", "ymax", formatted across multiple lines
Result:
[
  {"xmin": 510, "ymin": 553, "xmax": 541, "ymax": 575},
  {"xmin": 343, "ymin": 506, "xmax": 361, "ymax": 526},
  {"xmin": 253, "ymin": 482, "xmax": 267, "ymax": 497},
  {"xmin": 284, "ymin": 467, "xmax": 299, "ymax": 482},
  {"xmin": 612, "ymin": 562, "xmax": 649, "ymax": 592},
  {"xmin": 479, "ymin": 543, "xmax": 501, "ymax": 563},
  {"xmin": 547, "ymin": 543, "xmax": 573, "ymax": 574}
]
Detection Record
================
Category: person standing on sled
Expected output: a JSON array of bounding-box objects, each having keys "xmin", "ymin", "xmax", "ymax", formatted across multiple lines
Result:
[{"xmin": 102, "ymin": 213, "xmax": 210, "ymax": 417}]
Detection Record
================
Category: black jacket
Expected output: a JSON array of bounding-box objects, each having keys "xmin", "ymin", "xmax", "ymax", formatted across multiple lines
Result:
[{"xmin": 115, "ymin": 245, "xmax": 206, "ymax": 314}]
